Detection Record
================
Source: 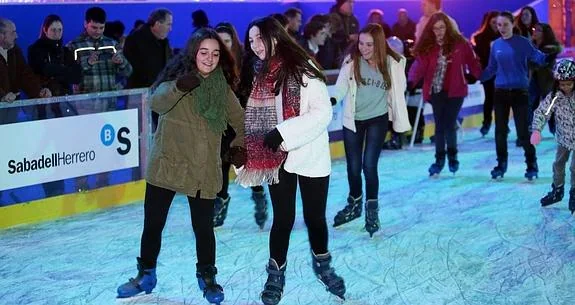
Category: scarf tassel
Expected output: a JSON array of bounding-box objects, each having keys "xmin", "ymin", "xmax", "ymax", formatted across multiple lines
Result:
[{"xmin": 235, "ymin": 167, "xmax": 282, "ymax": 188}]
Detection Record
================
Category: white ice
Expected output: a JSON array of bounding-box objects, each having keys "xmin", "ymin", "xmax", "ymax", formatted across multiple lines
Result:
[{"xmin": 1, "ymin": 127, "xmax": 574, "ymax": 305}]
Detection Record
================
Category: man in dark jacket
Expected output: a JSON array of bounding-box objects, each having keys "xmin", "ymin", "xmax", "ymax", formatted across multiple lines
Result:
[
  {"xmin": 0, "ymin": 18, "xmax": 51, "ymax": 103},
  {"xmin": 124, "ymin": 9, "xmax": 172, "ymax": 89},
  {"xmin": 123, "ymin": 8, "xmax": 173, "ymax": 131}
]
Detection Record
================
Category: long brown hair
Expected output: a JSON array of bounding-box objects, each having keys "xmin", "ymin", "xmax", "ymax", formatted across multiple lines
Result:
[
  {"xmin": 242, "ymin": 17, "xmax": 325, "ymax": 95},
  {"xmin": 413, "ymin": 12, "xmax": 465, "ymax": 56},
  {"xmin": 349, "ymin": 23, "xmax": 401, "ymax": 89},
  {"xmin": 152, "ymin": 28, "xmax": 238, "ymax": 91}
]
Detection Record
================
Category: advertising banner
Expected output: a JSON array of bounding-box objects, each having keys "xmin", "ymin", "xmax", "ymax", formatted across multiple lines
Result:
[{"xmin": 0, "ymin": 109, "xmax": 139, "ymax": 191}]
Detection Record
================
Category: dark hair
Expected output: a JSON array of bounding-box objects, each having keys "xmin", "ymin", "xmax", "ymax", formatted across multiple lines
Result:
[
  {"xmin": 498, "ymin": 11, "xmax": 520, "ymax": 35},
  {"xmin": 215, "ymin": 22, "xmax": 243, "ymax": 70},
  {"xmin": 515, "ymin": 6, "xmax": 539, "ymax": 37},
  {"xmin": 303, "ymin": 20, "xmax": 327, "ymax": 40},
  {"xmin": 85, "ymin": 7, "xmax": 106, "ymax": 24},
  {"xmin": 241, "ymin": 17, "xmax": 326, "ymax": 97},
  {"xmin": 192, "ymin": 9, "xmax": 210, "ymax": 29},
  {"xmin": 270, "ymin": 13, "xmax": 288, "ymax": 27},
  {"xmin": 284, "ymin": 8, "xmax": 302, "ymax": 19},
  {"xmin": 104, "ymin": 20, "xmax": 125, "ymax": 40},
  {"xmin": 414, "ymin": 12, "xmax": 465, "ymax": 56},
  {"xmin": 39, "ymin": 14, "xmax": 63, "ymax": 39},
  {"xmin": 534, "ymin": 23, "xmax": 561, "ymax": 50},
  {"xmin": 153, "ymin": 28, "xmax": 238, "ymax": 90},
  {"xmin": 349, "ymin": 23, "xmax": 401, "ymax": 89},
  {"xmin": 471, "ymin": 10, "xmax": 499, "ymax": 44},
  {"xmin": 147, "ymin": 8, "xmax": 172, "ymax": 26},
  {"xmin": 309, "ymin": 14, "xmax": 330, "ymax": 25}
]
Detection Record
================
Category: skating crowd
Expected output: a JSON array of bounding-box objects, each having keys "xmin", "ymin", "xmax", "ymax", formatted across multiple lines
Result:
[{"xmin": 1, "ymin": 1, "xmax": 574, "ymax": 304}]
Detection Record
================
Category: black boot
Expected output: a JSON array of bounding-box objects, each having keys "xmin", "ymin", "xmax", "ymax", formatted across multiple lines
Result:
[
  {"xmin": 213, "ymin": 196, "xmax": 231, "ymax": 228},
  {"xmin": 196, "ymin": 264, "xmax": 224, "ymax": 305},
  {"xmin": 447, "ymin": 148, "xmax": 459, "ymax": 174},
  {"xmin": 525, "ymin": 161, "xmax": 539, "ymax": 181},
  {"xmin": 364, "ymin": 199, "xmax": 380, "ymax": 237},
  {"xmin": 541, "ymin": 184, "xmax": 564, "ymax": 207},
  {"xmin": 261, "ymin": 259, "xmax": 286, "ymax": 305},
  {"xmin": 333, "ymin": 195, "xmax": 362, "ymax": 227},
  {"xmin": 491, "ymin": 160, "xmax": 507, "ymax": 179},
  {"xmin": 311, "ymin": 252, "xmax": 346, "ymax": 300},
  {"xmin": 252, "ymin": 190, "xmax": 269, "ymax": 229},
  {"xmin": 569, "ymin": 189, "xmax": 575, "ymax": 215},
  {"xmin": 428, "ymin": 151, "xmax": 446, "ymax": 176}
]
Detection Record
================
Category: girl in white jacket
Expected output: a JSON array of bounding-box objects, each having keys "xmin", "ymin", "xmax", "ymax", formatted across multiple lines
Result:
[
  {"xmin": 236, "ymin": 17, "xmax": 345, "ymax": 305},
  {"xmin": 331, "ymin": 23, "xmax": 411, "ymax": 237}
]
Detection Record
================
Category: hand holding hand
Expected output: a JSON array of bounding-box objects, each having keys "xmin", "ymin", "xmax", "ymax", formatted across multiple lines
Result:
[
  {"xmin": 176, "ymin": 73, "xmax": 201, "ymax": 92},
  {"xmin": 263, "ymin": 128, "xmax": 283, "ymax": 152},
  {"xmin": 228, "ymin": 146, "xmax": 247, "ymax": 168},
  {"xmin": 530, "ymin": 130, "xmax": 542, "ymax": 145}
]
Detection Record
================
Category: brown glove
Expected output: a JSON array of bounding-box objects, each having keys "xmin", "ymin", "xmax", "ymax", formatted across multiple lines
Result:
[
  {"xmin": 228, "ymin": 146, "xmax": 247, "ymax": 168},
  {"xmin": 176, "ymin": 73, "xmax": 201, "ymax": 92}
]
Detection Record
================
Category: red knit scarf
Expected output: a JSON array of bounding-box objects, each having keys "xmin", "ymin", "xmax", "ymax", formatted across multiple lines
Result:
[{"xmin": 236, "ymin": 58, "xmax": 300, "ymax": 186}]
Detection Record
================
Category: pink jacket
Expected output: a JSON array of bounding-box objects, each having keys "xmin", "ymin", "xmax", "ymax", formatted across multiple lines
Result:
[{"xmin": 408, "ymin": 41, "xmax": 482, "ymax": 102}]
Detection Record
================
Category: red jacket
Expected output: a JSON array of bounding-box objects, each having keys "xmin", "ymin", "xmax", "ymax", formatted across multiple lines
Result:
[{"xmin": 408, "ymin": 41, "xmax": 482, "ymax": 102}]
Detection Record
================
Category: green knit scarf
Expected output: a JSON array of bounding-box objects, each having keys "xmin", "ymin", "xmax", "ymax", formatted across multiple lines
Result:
[{"xmin": 189, "ymin": 66, "xmax": 229, "ymax": 134}]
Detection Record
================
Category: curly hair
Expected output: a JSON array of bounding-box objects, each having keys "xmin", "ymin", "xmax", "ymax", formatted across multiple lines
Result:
[
  {"xmin": 348, "ymin": 23, "xmax": 401, "ymax": 89},
  {"xmin": 152, "ymin": 28, "xmax": 238, "ymax": 91},
  {"xmin": 413, "ymin": 12, "xmax": 465, "ymax": 56}
]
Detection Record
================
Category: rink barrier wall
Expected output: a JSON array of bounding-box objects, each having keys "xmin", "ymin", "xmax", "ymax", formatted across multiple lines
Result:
[{"xmin": 0, "ymin": 77, "xmax": 486, "ymax": 229}]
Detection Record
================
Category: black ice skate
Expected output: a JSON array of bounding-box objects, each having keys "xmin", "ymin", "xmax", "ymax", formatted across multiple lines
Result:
[
  {"xmin": 490, "ymin": 161, "xmax": 507, "ymax": 180},
  {"xmin": 525, "ymin": 162, "xmax": 538, "ymax": 181},
  {"xmin": 364, "ymin": 199, "xmax": 380, "ymax": 237},
  {"xmin": 261, "ymin": 258, "xmax": 286, "ymax": 305},
  {"xmin": 333, "ymin": 195, "xmax": 362, "ymax": 227},
  {"xmin": 428, "ymin": 152, "xmax": 446, "ymax": 177},
  {"xmin": 252, "ymin": 190, "xmax": 268, "ymax": 229},
  {"xmin": 447, "ymin": 148, "xmax": 459, "ymax": 174},
  {"xmin": 541, "ymin": 184, "xmax": 564, "ymax": 207},
  {"xmin": 311, "ymin": 252, "xmax": 346, "ymax": 300},
  {"xmin": 213, "ymin": 196, "xmax": 230, "ymax": 228}
]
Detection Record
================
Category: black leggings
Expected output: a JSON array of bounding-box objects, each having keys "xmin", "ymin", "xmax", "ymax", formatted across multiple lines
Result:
[
  {"xmin": 268, "ymin": 168, "xmax": 329, "ymax": 266},
  {"xmin": 140, "ymin": 183, "xmax": 216, "ymax": 268}
]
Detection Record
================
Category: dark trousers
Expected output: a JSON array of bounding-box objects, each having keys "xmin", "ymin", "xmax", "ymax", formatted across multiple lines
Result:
[
  {"xmin": 482, "ymin": 79, "xmax": 495, "ymax": 126},
  {"xmin": 494, "ymin": 89, "xmax": 536, "ymax": 164},
  {"xmin": 140, "ymin": 183, "xmax": 216, "ymax": 268},
  {"xmin": 430, "ymin": 92, "xmax": 464, "ymax": 154},
  {"xmin": 343, "ymin": 114, "xmax": 388, "ymax": 200},
  {"xmin": 268, "ymin": 168, "xmax": 330, "ymax": 267}
]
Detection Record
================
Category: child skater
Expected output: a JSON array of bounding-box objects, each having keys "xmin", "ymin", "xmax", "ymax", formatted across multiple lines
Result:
[{"xmin": 530, "ymin": 58, "xmax": 575, "ymax": 214}]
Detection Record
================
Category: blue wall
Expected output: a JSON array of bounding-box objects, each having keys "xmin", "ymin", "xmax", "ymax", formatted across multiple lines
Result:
[{"xmin": 2, "ymin": 0, "xmax": 541, "ymax": 58}]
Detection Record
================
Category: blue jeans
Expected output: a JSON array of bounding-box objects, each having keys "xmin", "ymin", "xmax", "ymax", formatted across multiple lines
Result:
[{"xmin": 343, "ymin": 114, "xmax": 388, "ymax": 200}]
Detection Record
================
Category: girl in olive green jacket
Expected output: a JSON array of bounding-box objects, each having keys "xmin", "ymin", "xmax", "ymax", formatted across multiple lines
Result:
[{"xmin": 117, "ymin": 28, "xmax": 245, "ymax": 305}]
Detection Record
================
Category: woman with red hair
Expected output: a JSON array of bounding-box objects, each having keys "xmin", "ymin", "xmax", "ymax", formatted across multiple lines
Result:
[{"xmin": 408, "ymin": 12, "xmax": 482, "ymax": 176}]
